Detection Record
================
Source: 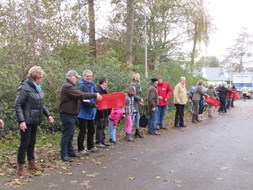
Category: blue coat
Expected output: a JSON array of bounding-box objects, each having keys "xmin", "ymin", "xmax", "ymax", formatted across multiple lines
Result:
[{"xmin": 77, "ymin": 79, "xmax": 98, "ymax": 120}]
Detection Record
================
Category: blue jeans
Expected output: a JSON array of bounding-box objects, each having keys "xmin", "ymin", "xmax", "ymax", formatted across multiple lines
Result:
[
  {"xmin": 108, "ymin": 119, "xmax": 116, "ymax": 141},
  {"xmin": 132, "ymin": 112, "xmax": 140, "ymax": 129},
  {"xmin": 148, "ymin": 106, "xmax": 157, "ymax": 134},
  {"xmin": 60, "ymin": 114, "xmax": 76, "ymax": 157},
  {"xmin": 157, "ymin": 105, "xmax": 167, "ymax": 127}
]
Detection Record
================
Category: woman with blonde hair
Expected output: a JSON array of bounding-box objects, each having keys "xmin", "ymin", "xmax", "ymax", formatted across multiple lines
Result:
[
  {"xmin": 130, "ymin": 73, "xmax": 144, "ymax": 138},
  {"xmin": 15, "ymin": 66, "xmax": 54, "ymax": 176}
]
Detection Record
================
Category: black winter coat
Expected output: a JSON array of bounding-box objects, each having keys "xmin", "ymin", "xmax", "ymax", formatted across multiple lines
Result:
[
  {"xmin": 96, "ymin": 86, "xmax": 110, "ymax": 119},
  {"xmin": 15, "ymin": 79, "xmax": 51, "ymax": 125}
]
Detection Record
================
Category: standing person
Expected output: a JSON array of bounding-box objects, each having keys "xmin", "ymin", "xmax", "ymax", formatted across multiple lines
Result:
[
  {"xmin": 226, "ymin": 84, "xmax": 232, "ymax": 109},
  {"xmin": 218, "ymin": 82, "xmax": 230, "ymax": 113},
  {"xmin": 156, "ymin": 76, "xmax": 172, "ymax": 130},
  {"xmin": 192, "ymin": 80, "xmax": 208, "ymax": 123},
  {"xmin": 242, "ymin": 85, "xmax": 248, "ymax": 101},
  {"xmin": 147, "ymin": 78, "xmax": 160, "ymax": 135},
  {"xmin": 130, "ymin": 73, "xmax": 144, "ymax": 138},
  {"xmin": 15, "ymin": 66, "xmax": 54, "ymax": 176},
  {"xmin": 108, "ymin": 107, "xmax": 124, "ymax": 144},
  {"xmin": 206, "ymin": 84, "xmax": 218, "ymax": 118},
  {"xmin": 123, "ymin": 86, "xmax": 139, "ymax": 142},
  {"xmin": 59, "ymin": 70, "xmax": 101, "ymax": 162},
  {"xmin": 231, "ymin": 84, "xmax": 237, "ymax": 108},
  {"xmin": 173, "ymin": 76, "xmax": 187, "ymax": 128},
  {"xmin": 77, "ymin": 70, "xmax": 100, "ymax": 153},
  {"xmin": 95, "ymin": 77, "xmax": 110, "ymax": 148}
]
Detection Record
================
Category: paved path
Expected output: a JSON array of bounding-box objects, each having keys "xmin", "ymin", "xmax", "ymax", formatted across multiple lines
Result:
[{"xmin": 3, "ymin": 99, "xmax": 253, "ymax": 190}]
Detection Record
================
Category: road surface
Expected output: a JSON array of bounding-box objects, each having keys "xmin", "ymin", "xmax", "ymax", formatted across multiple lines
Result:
[{"xmin": 2, "ymin": 99, "xmax": 253, "ymax": 190}]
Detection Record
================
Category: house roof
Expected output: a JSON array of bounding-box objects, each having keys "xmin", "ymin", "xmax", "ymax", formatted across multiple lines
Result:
[{"xmin": 201, "ymin": 67, "xmax": 229, "ymax": 81}]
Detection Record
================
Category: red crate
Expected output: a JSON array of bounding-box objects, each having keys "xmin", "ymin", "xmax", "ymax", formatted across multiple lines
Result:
[
  {"xmin": 96, "ymin": 92, "xmax": 126, "ymax": 110},
  {"xmin": 204, "ymin": 96, "xmax": 220, "ymax": 107},
  {"xmin": 234, "ymin": 93, "xmax": 240, "ymax": 100}
]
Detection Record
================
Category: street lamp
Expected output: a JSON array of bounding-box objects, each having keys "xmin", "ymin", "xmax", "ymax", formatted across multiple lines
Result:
[{"xmin": 144, "ymin": 5, "xmax": 148, "ymax": 78}]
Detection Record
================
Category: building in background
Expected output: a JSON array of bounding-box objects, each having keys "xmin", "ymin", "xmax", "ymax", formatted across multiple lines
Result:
[{"xmin": 201, "ymin": 67, "xmax": 229, "ymax": 86}]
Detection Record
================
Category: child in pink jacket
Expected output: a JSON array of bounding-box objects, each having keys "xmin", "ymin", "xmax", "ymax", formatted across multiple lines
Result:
[{"xmin": 108, "ymin": 108, "xmax": 123, "ymax": 144}]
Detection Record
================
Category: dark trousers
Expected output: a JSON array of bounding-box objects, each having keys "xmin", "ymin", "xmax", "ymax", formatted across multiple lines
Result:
[
  {"xmin": 17, "ymin": 125, "xmax": 38, "ymax": 164},
  {"xmin": 96, "ymin": 117, "xmax": 107, "ymax": 144},
  {"xmin": 60, "ymin": 114, "xmax": 76, "ymax": 157},
  {"xmin": 78, "ymin": 119, "xmax": 95, "ymax": 151},
  {"xmin": 231, "ymin": 99, "xmax": 234, "ymax": 107},
  {"xmin": 198, "ymin": 99, "xmax": 204, "ymax": 114},
  {"xmin": 218, "ymin": 99, "xmax": 227, "ymax": 113},
  {"xmin": 174, "ymin": 104, "xmax": 185, "ymax": 126}
]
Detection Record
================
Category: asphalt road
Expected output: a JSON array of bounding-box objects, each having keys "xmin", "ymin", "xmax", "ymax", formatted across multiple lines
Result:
[{"xmin": 3, "ymin": 99, "xmax": 253, "ymax": 190}]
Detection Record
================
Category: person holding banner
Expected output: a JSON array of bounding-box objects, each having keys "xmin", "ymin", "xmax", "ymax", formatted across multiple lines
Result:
[
  {"xmin": 206, "ymin": 84, "xmax": 218, "ymax": 118},
  {"xmin": 231, "ymin": 85, "xmax": 237, "ymax": 107}
]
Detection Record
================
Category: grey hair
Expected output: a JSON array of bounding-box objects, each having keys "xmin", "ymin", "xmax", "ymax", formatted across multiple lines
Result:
[{"xmin": 83, "ymin": 69, "xmax": 93, "ymax": 76}]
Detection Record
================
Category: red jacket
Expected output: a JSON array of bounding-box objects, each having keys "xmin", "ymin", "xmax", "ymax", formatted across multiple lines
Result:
[{"xmin": 156, "ymin": 81, "xmax": 172, "ymax": 106}]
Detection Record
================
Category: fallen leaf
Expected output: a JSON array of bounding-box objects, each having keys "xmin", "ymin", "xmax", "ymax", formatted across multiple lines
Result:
[
  {"xmin": 128, "ymin": 176, "xmax": 135, "ymax": 180},
  {"xmin": 86, "ymin": 173, "xmax": 99, "ymax": 177},
  {"xmin": 155, "ymin": 176, "xmax": 161, "ymax": 179},
  {"xmin": 65, "ymin": 172, "xmax": 73, "ymax": 175},
  {"xmin": 70, "ymin": 180, "xmax": 78, "ymax": 184}
]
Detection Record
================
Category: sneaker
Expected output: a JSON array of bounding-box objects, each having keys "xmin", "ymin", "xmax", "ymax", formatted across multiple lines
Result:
[
  {"xmin": 87, "ymin": 147, "xmax": 99, "ymax": 153},
  {"xmin": 109, "ymin": 139, "xmax": 117, "ymax": 144},
  {"xmin": 78, "ymin": 150, "xmax": 89, "ymax": 156},
  {"xmin": 102, "ymin": 142, "xmax": 110, "ymax": 147},
  {"xmin": 97, "ymin": 143, "xmax": 106, "ymax": 148},
  {"xmin": 61, "ymin": 156, "xmax": 74, "ymax": 162},
  {"xmin": 68, "ymin": 152, "xmax": 82, "ymax": 157}
]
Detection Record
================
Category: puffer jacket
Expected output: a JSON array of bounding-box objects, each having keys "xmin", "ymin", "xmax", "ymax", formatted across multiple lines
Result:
[
  {"xmin": 78, "ymin": 79, "xmax": 98, "ymax": 120},
  {"xmin": 15, "ymin": 78, "xmax": 51, "ymax": 125}
]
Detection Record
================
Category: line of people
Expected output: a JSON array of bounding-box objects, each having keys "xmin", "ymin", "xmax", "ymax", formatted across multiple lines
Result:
[
  {"xmin": 190, "ymin": 81, "xmax": 238, "ymax": 124},
  {"xmin": 16, "ymin": 65, "xmax": 229, "ymax": 177}
]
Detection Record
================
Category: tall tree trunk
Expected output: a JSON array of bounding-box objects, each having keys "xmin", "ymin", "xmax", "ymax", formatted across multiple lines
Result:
[
  {"xmin": 88, "ymin": 0, "xmax": 96, "ymax": 57},
  {"xmin": 190, "ymin": 20, "xmax": 198, "ymax": 74},
  {"xmin": 125, "ymin": 0, "xmax": 134, "ymax": 64}
]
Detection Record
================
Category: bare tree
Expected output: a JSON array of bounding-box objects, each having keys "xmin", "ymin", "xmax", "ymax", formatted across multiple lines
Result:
[{"xmin": 223, "ymin": 28, "xmax": 253, "ymax": 73}]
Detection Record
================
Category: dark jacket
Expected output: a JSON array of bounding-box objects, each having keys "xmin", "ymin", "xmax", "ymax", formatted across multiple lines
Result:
[
  {"xmin": 96, "ymin": 85, "xmax": 109, "ymax": 119},
  {"xmin": 59, "ymin": 79, "xmax": 97, "ymax": 116},
  {"xmin": 15, "ymin": 78, "xmax": 51, "ymax": 125},
  {"xmin": 147, "ymin": 84, "xmax": 158, "ymax": 109},
  {"xmin": 77, "ymin": 79, "xmax": 98, "ymax": 120},
  {"xmin": 218, "ymin": 86, "xmax": 230, "ymax": 100}
]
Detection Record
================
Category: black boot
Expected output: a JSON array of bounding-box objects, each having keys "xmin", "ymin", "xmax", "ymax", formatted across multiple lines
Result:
[{"xmin": 135, "ymin": 129, "xmax": 144, "ymax": 138}]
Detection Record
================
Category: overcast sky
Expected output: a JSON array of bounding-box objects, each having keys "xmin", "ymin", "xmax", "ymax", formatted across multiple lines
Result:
[
  {"xmin": 97, "ymin": 0, "xmax": 253, "ymax": 60},
  {"xmin": 204, "ymin": 0, "xmax": 253, "ymax": 59}
]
